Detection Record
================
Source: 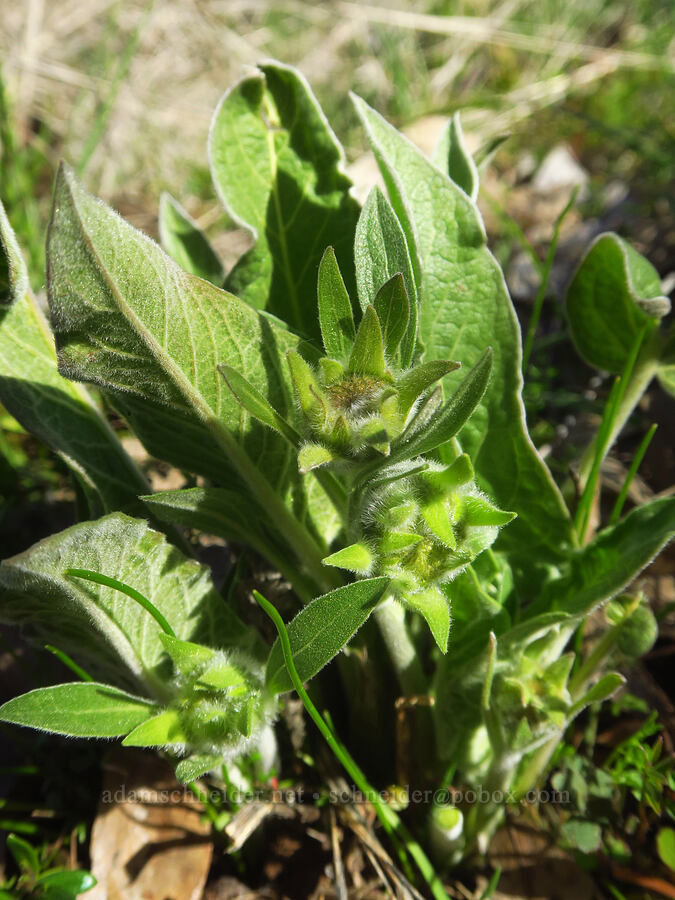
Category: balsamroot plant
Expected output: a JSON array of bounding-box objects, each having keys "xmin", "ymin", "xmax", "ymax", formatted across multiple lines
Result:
[{"xmin": 1, "ymin": 61, "xmax": 674, "ymax": 882}]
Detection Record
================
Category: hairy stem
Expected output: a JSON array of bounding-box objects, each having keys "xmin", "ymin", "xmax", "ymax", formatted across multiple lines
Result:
[{"xmin": 373, "ymin": 596, "xmax": 427, "ymax": 695}]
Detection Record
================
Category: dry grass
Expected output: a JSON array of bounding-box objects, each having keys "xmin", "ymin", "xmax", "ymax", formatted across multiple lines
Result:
[{"xmin": 1, "ymin": 0, "xmax": 672, "ymax": 219}]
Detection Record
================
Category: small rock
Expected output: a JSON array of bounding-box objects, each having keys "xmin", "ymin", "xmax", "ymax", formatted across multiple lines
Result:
[{"xmin": 532, "ymin": 145, "xmax": 589, "ymax": 197}]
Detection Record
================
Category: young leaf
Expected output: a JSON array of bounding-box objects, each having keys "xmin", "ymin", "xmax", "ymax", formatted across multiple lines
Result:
[
  {"xmin": 432, "ymin": 113, "xmax": 479, "ymax": 202},
  {"xmin": 567, "ymin": 233, "xmax": 670, "ymax": 374},
  {"xmin": 317, "ymin": 246, "xmax": 356, "ymax": 361},
  {"xmin": 348, "ymin": 305, "xmax": 387, "ymax": 377},
  {"xmin": 35, "ymin": 870, "xmax": 97, "ymax": 894},
  {"xmin": 373, "ymin": 273, "xmax": 410, "ymax": 362},
  {"xmin": 6, "ymin": 834, "xmax": 39, "ymax": 874},
  {"xmin": 396, "ymin": 359, "xmax": 460, "ymax": 419},
  {"xmin": 0, "ymin": 683, "xmax": 156, "ymax": 737},
  {"xmin": 353, "ymin": 95, "xmax": 574, "ymax": 571},
  {"xmin": 354, "ymin": 186, "xmax": 418, "ymax": 366},
  {"xmin": 219, "ymin": 364, "xmax": 300, "ymax": 444},
  {"xmin": 0, "ymin": 513, "xmax": 249, "ymax": 695},
  {"xmin": 407, "ymin": 587, "xmax": 451, "ymax": 652},
  {"xmin": 122, "ymin": 709, "xmax": 187, "ymax": 746},
  {"xmin": 175, "ymin": 755, "xmax": 221, "ymax": 783},
  {"xmin": 159, "ymin": 633, "xmax": 215, "ymax": 678},
  {"xmin": 571, "ymin": 673, "xmax": 625, "ymax": 715},
  {"xmin": 209, "ymin": 62, "xmax": 359, "ymax": 337},
  {"xmin": 322, "ymin": 543, "xmax": 374, "ymax": 574},
  {"xmin": 158, "ymin": 192, "xmax": 224, "ymax": 285},
  {"xmin": 298, "ymin": 442, "xmax": 336, "ymax": 473},
  {"xmin": 391, "ymin": 348, "xmax": 492, "ymax": 463},
  {"xmin": 0, "ymin": 199, "xmax": 151, "ymax": 518},
  {"xmin": 531, "ymin": 497, "xmax": 675, "ymax": 619},
  {"xmin": 266, "ymin": 577, "xmax": 390, "ymax": 693}
]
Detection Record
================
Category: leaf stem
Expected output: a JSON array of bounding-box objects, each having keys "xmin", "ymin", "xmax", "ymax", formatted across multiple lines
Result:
[
  {"xmin": 44, "ymin": 645, "xmax": 93, "ymax": 682},
  {"xmin": 373, "ymin": 595, "xmax": 427, "ymax": 696},
  {"xmin": 66, "ymin": 568, "xmax": 176, "ymax": 637},
  {"xmin": 253, "ymin": 589, "xmax": 449, "ymax": 900},
  {"xmin": 609, "ymin": 424, "xmax": 657, "ymax": 525}
]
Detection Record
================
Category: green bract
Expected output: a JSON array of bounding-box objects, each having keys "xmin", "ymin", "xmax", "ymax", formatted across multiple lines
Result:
[{"xmin": 0, "ymin": 61, "xmax": 673, "ymax": 883}]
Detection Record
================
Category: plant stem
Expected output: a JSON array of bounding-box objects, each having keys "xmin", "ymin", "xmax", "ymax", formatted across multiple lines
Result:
[
  {"xmin": 373, "ymin": 595, "xmax": 427, "ymax": 695},
  {"xmin": 254, "ymin": 590, "xmax": 450, "ymax": 900}
]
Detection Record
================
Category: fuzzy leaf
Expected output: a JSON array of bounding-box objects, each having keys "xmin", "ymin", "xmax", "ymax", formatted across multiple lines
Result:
[
  {"xmin": 175, "ymin": 755, "xmax": 221, "ymax": 783},
  {"xmin": 317, "ymin": 246, "xmax": 356, "ymax": 361},
  {"xmin": 159, "ymin": 633, "xmax": 215, "ymax": 678},
  {"xmin": 373, "ymin": 273, "xmax": 411, "ymax": 364},
  {"xmin": 0, "ymin": 683, "xmax": 155, "ymax": 737},
  {"xmin": 348, "ymin": 305, "xmax": 387, "ymax": 377},
  {"xmin": 0, "ymin": 200, "xmax": 150, "ymax": 518},
  {"xmin": 354, "ymin": 186, "xmax": 418, "ymax": 366},
  {"xmin": 407, "ymin": 588, "xmax": 451, "ymax": 652},
  {"xmin": 298, "ymin": 442, "xmax": 336, "ymax": 473},
  {"xmin": 209, "ymin": 62, "xmax": 359, "ymax": 338},
  {"xmin": 0, "ymin": 513, "xmax": 248, "ymax": 696},
  {"xmin": 432, "ymin": 113, "xmax": 479, "ymax": 201},
  {"xmin": 122, "ymin": 709, "xmax": 188, "ymax": 746},
  {"xmin": 322, "ymin": 542, "xmax": 373, "ymax": 574},
  {"xmin": 266, "ymin": 577, "xmax": 389, "ymax": 693},
  {"xmin": 532, "ymin": 498, "xmax": 675, "ymax": 619},
  {"xmin": 567, "ymin": 233, "xmax": 670, "ymax": 373},
  {"xmin": 391, "ymin": 349, "xmax": 492, "ymax": 463},
  {"xmin": 219, "ymin": 364, "xmax": 300, "ymax": 444},
  {"xmin": 46, "ymin": 164, "xmax": 320, "ymax": 521},
  {"xmin": 158, "ymin": 192, "xmax": 224, "ymax": 285},
  {"xmin": 396, "ymin": 359, "xmax": 460, "ymax": 419},
  {"xmin": 461, "ymin": 497, "xmax": 516, "ymax": 527},
  {"xmin": 571, "ymin": 673, "xmax": 625, "ymax": 715},
  {"xmin": 353, "ymin": 96, "xmax": 574, "ymax": 569}
]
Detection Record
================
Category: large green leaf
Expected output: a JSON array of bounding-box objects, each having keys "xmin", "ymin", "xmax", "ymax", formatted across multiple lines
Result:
[
  {"xmin": 0, "ymin": 200, "xmax": 149, "ymax": 517},
  {"xmin": 352, "ymin": 97, "xmax": 574, "ymax": 567},
  {"xmin": 531, "ymin": 497, "xmax": 675, "ymax": 618},
  {"xmin": 158, "ymin": 192, "xmax": 224, "ymax": 285},
  {"xmin": 209, "ymin": 62, "xmax": 360, "ymax": 338},
  {"xmin": 0, "ymin": 682, "xmax": 156, "ymax": 737},
  {"xmin": 566, "ymin": 233, "xmax": 670, "ymax": 374},
  {"xmin": 46, "ymin": 164, "xmax": 333, "ymax": 574},
  {"xmin": 266, "ymin": 577, "xmax": 390, "ymax": 693},
  {"xmin": 0, "ymin": 513, "xmax": 249, "ymax": 697}
]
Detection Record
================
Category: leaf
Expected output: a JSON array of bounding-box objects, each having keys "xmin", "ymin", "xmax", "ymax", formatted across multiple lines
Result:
[
  {"xmin": 407, "ymin": 587, "xmax": 451, "ymax": 652},
  {"xmin": 0, "ymin": 200, "xmax": 29, "ymax": 305},
  {"xmin": 0, "ymin": 682, "xmax": 156, "ymax": 737},
  {"xmin": 35, "ymin": 870, "xmax": 97, "ymax": 894},
  {"xmin": 567, "ymin": 233, "xmax": 670, "ymax": 373},
  {"xmin": 353, "ymin": 96, "xmax": 574, "ymax": 569},
  {"xmin": 571, "ymin": 673, "xmax": 625, "ymax": 715},
  {"xmin": 298, "ymin": 442, "xmax": 335, "ymax": 473},
  {"xmin": 0, "ymin": 199, "xmax": 150, "ymax": 518},
  {"xmin": 322, "ymin": 542, "xmax": 374, "ymax": 574},
  {"xmin": 560, "ymin": 818, "xmax": 602, "ymax": 854},
  {"xmin": 432, "ymin": 113, "xmax": 479, "ymax": 202},
  {"xmin": 219, "ymin": 364, "xmax": 300, "ymax": 444},
  {"xmin": 123, "ymin": 709, "xmax": 188, "ymax": 747},
  {"xmin": 209, "ymin": 62, "xmax": 359, "ymax": 337},
  {"xmin": 6, "ymin": 833, "xmax": 39, "ymax": 873},
  {"xmin": 159, "ymin": 633, "xmax": 215, "ymax": 677},
  {"xmin": 317, "ymin": 246, "xmax": 356, "ymax": 361},
  {"xmin": 390, "ymin": 348, "xmax": 492, "ymax": 464},
  {"xmin": 354, "ymin": 187, "xmax": 418, "ymax": 366},
  {"xmin": 348, "ymin": 305, "xmax": 387, "ymax": 377},
  {"xmin": 396, "ymin": 359, "xmax": 460, "ymax": 418},
  {"xmin": 175, "ymin": 755, "xmax": 221, "ymax": 784},
  {"xmin": 266, "ymin": 577, "xmax": 390, "ymax": 693},
  {"xmin": 532, "ymin": 497, "xmax": 675, "ymax": 618},
  {"xmin": 657, "ymin": 827, "xmax": 675, "ymax": 872},
  {"xmin": 46, "ymin": 163, "xmax": 334, "ymax": 557},
  {"xmin": 0, "ymin": 513, "xmax": 249, "ymax": 695},
  {"xmin": 374, "ymin": 274, "xmax": 410, "ymax": 362},
  {"xmin": 158, "ymin": 192, "xmax": 224, "ymax": 285}
]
